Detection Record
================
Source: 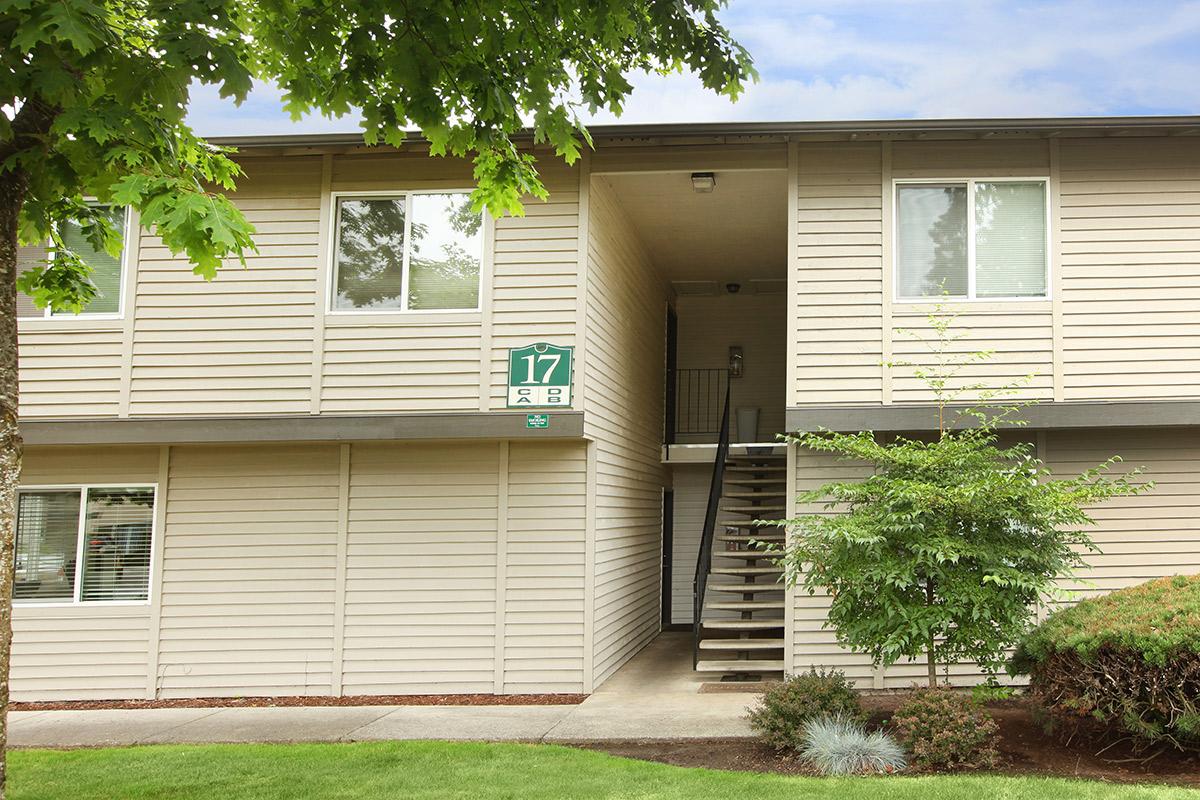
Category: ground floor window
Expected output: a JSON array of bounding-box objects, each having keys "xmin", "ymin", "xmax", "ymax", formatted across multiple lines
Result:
[{"xmin": 15, "ymin": 485, "xmax": 155, "ymax": 604}]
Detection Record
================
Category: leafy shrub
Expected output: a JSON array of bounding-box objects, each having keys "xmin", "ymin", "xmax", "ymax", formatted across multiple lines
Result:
[
  {"xmin": 891, "ymin": 686, "xmax": 1000, "ymax": 770},
  {"xmin": 748, "ymin": 669, "xmax": 865, "ymax": 751},
  {"xmin": 1012, "ymin": 574, "xmax": 1200, "ymax": 750},
  {"xmin": 800, "ymin": 714, "xmax": 906, "ymax": 775}
]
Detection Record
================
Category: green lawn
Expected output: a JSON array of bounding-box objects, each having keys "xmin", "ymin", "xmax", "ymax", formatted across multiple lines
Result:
[{"xmin": 10, "ymin": 741, "xmax": 1198, "ymax": 800}]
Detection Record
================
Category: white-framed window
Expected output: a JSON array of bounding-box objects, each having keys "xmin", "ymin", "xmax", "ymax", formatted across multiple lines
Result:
[
  {"xmin": 17, "ymin": 204, "xmax": 131, "ymax": 319},
  {"xmin": 329, "ymin": 191, "xmax": 484, "ymax": 313},
  {"xmin": 15, "ymin": 485, "xmax": 156, "ymax": 605},
  {"xmin": 894, "ymin": 178, "xmax": 1049, "ymax": 301}
]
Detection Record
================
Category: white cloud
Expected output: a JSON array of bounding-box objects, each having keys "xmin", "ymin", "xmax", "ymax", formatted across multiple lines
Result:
[{"xmin": 186, "ymin": 0, "xmax": 1200, "ymax": 136}]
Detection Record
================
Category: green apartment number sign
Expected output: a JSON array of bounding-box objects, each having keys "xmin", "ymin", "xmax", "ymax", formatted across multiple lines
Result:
[{"xmin": 507, "ymin": 343, "xmax": 573, "ymax": 408}]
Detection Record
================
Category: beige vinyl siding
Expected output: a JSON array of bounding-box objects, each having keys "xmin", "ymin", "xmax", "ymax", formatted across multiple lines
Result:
[
  {"xmin": 791, "ymin": 143, "xmax": 884, "ymax": 406},
  {"xmin": 585, "ymin": 178, "xmax": 669, "ymax": 686},
  {"xmin": 889, "ymin": 305, "xmax": 1054, "ymax": 404},
  {"xmin": 790, "ymin": 427, "xmax": 1200, "ymax": 687},
  {"xmin": 14, "ymin": 441, "xmax": 588, "ymax": 701},
  {"xmin": 155, "ymin": 444, "xmax": 340, "ymax": 697},
  {"xmin": 12, "ymin": 446, "xmax": 160, "ymax": 700},
  {"xmin": 675, "ymin": 293, "xmax": 786, "ymax": 441},
  {"xmin": 341, "ymin": 441, "xmax": 500, "ymax": 694},
  {"xmin": 17, "ymin": 326, "xmax": 124, "ymax": 417},
  {"xmin": 1059, "ymin": 137, "xmax": 1200, "ymax": 400},
  {"xmin": 668, "ymin": 465, "xmax": 707, "ymax": 626},
  {"xmin": 503, "ymin": 442, "xmax": 588, "ymax": 692},
  {"xmin": 487, "ymin": 162, "xmax": 581, "ymax": 410},
  {"xmin": 130, "ymin": 157, "xmax": 322, "ymax": 416}
]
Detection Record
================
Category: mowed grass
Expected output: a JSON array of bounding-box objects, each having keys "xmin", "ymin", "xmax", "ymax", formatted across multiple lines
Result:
[{"xmin": 10, "ymin": 741, "xmax": 1199, "ymax": 800}]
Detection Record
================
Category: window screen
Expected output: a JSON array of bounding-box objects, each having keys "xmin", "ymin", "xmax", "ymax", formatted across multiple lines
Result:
[
  {"xmin": 897, "ymin": 184, "xmax": 969, "ymax": 298},
  {"xmin": 408, "ymin": 193, "xmax": 482, "ymax": 310},
  {"xmin": 333, "ymin": 197, "xmax": 407, "ymax": 310},
  {"xmin": 80, "ymin": 487, "xmax": 155, "ymax": 602},
  {"xmin": 54, "ymin": 205, "xmax": 127, "ymax": 315},
  {"xmin": 975, "ymin": 182, "xmax": 1047, "ymax": 298}
]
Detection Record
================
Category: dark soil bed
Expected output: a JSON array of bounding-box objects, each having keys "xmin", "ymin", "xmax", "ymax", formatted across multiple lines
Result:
[
  {"xmin": 11, "ymin": 693, "xmax": 588, "ymax": 712},
  {"xmin": 582, "ymin": 696, "xmax": 1200, "ymax": 787}
]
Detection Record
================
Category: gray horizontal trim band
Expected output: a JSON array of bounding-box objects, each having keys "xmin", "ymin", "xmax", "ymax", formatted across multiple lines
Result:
[
  {"xmin": 20, "ymin": 412, "xmax": 586, "ymax": 446},
  {"xmin": 787, "ymin": 401, "xmax": 1200, "ymax": 433}
]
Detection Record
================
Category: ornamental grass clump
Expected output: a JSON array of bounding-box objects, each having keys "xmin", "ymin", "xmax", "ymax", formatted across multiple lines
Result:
[
  {"xmin": 1012, "ymin": 574, "xmax": 1200, "ymax": 750},
  {"xmin": 747, "ymin": 669, "xmax": 865, "ymax": 751},
  {"xmin": 891, "ymin": 686, "xmax": 1000, "ymax": 771},
  {"xmin": 800, "ymin": 714, "xmax": 907, "ymax": 775}
]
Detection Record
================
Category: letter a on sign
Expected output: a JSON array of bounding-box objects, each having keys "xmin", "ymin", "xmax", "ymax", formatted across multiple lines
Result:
[{"xmin": 507, "ymin": 343, "xmax": 573, "ymax": 408}]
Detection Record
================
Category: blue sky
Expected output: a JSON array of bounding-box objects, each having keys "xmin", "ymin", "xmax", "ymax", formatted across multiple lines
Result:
[{"xmin": 188, "ymin": 0, "xmax": 1200, "ymax": 136}]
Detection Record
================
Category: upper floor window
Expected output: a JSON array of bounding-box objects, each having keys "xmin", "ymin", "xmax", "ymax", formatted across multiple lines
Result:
[
  {"xmin": 17, "ymin": 204, "xmax": 129, "ymax": 319},
  {"xmin": 331, "ymin": 191, "xmax": 483, "ymax": 312},
  {"xmin": 895, "ymin": 179, "xmax": 1048, "ymax": 300},
  {"xmin": 15, "ymin": 485, "xmax": 155, "ymax": 604}
]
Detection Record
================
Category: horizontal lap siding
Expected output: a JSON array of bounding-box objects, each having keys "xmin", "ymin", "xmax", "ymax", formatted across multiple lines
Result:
[
  {"xmin": 1059, "ymin": 138, "xmax": 1200, "ymax": 400},
  {"xmin": 890, "ymin": 307, "xmax": 1054, "ymax": 403},
  {"xmin": 130, "ymin": 158, "xmax": 322, "ymax": 416},
  {"xmin": 18, "ymin": 328, "xmax": 124, "ymax": 417},
  {"xmin": 504, "ymin": 442, "xmax": 588, "ymax": 692},
  {"xmin": 791, "ymin": 428, "xmax": 1200, "ymax": 687},
  {"xmin": 341, "ymin": 442, "xmax": 500, "ymax": 695},
  {"xmin": 669, "ymin": 465, "xmax": 708, "ymax": 625},
  {"xmin": 12, "ymin": 447, "xmax": 161, "ymax": 700},
  {"xmin": 488, "ymin": 163, "xmax": 580, "ymax": 409},
  {"xmin": 585, "ymin": 179, "xmax": 668, "ymax": 686},
  {"xmin": 156, "ymin": 445, "xmax": 340, "ymax": 697},
  {"xmin": 792, "ymin": 143, "xmax": 884, "ymax": 406}
]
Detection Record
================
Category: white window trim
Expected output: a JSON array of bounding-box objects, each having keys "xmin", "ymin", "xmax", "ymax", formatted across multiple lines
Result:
[
  {"xmin": 21, "ymin": 204, "xmax": 133, "ymax": 321},
  {"xmin": 326, "ymin": 189, "xmax": 485, "ymax": 315},
  {"xmin": 892, "ymin": 177, "xmax": 1052, "ymax": 303},
  {"xmin": 14, "ymin": 483, "xmax": 158, "ymax": 608}
]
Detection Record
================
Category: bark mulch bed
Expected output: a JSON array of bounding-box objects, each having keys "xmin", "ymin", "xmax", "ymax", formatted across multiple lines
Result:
[
  {"xmin": 11, "ymin": 693, "xmax": 588, "ymax": 712},
  {"xmin": 582, "ymin": 696, "xmax": 1200, "ymax": 787}
]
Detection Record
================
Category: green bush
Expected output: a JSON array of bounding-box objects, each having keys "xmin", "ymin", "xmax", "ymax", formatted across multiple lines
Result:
[
  {"xmin": 1012, "ymin": 574, "xmax": 1200, "ymax": 750},
  {"xmin": 890, "ymin": 687, "xmax": 999, "ymax": 770},
  {"xmin": 748, "ymin": 669, "xmax": 865, "ymax": 751}
]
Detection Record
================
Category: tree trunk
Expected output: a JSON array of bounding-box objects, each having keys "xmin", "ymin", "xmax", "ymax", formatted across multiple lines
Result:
[
  {"xmin": 925, "ymin": 578, "xmax": 937, "ymax": 688},
  {"xmin": 0, "ymin": 169, "xmax": 28, "ymax": 800}
]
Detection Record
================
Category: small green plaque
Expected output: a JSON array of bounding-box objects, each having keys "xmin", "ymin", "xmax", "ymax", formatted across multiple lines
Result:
[{"xmin": 526, "ymin": 414, "xmax": 549, "ymax": 429}]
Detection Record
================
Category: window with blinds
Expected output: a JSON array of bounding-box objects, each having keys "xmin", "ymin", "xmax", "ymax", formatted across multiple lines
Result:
[
  {"xmin": 19, "ymin": 205, "xmax": 129, "ymax": 318},
  {"xmin": 896, "ymin": 180, "xmax": 1047, "ymax": 300},
  {"xmin": 331, "ymin": 191, "xmax": 482, "ymax": 312},
  {"xmin": 15, "ymin": 486, "xmax": 155, "ymax": 604}
]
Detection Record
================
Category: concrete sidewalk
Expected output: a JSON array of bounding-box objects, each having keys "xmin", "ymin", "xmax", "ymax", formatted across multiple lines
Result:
[{"xmin": 10, "ymin": 634, "xmax": 762, "ymax": 748}]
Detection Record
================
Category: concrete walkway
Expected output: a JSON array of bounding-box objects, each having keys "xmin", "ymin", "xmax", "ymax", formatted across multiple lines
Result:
[{"xmin": 10, "ymin": 634, "xmax": 762, "ymax": 747}]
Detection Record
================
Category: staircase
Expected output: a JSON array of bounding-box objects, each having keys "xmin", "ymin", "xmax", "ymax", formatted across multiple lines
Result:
[{"xmin": 695, "ymin": 448, "xmax": 787, "ymax": 678}]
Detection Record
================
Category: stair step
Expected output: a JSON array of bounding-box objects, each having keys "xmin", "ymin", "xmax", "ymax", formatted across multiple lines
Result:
[
  {"xmin": 696, "ymin": 659, "xmax": 785, "ymax": 673},
  {"xmin": 717, "ymin": 534, "xmax": 784, "ymax": 543},
  {"xmin": 703, "ymin": 619, "xmax": 785, "ymax": 631},
  {"xmin": 721, "ymin": 505, "xmax": 786, "ymax": 514},
  {"xmin": 713, "ymin": 550, "xmax": 782, "ymax": 560},
  {"xmin": 698, "ymin": 638, "xmax": 786, "ymax": 650},
  {"xmin": 725, "ymin": 466, "xmax": 786, "ymax": 473},
  {"xmin": 712, "ymin": 566, "xmax": 782, "ymax": 576},
  {"xmin": 706, "ymin": 583, "xmax": 783, "ymax": 594},
  {"xmin": 718, "ymin": 520, "xmax": 772, "ymax": 528},
  {"xmin": 724, "ymin": 491, "xmax": 787, "ymax": 499},
  {"xmin": 705, "ymin": 599, "xmax": 786, "ymax": 611},
  {"xmin": 724, "ymin": 478, "xmax": 787, "ymax": 486}
]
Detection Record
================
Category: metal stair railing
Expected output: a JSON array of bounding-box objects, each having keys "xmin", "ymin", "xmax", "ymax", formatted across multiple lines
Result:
[{"xmin": 692, "ymin": 383, "xmax": 731, "ymax": 668}]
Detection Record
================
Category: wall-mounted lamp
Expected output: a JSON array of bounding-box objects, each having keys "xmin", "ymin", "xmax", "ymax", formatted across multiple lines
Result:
[
  {"xmin": 690, "ymin": 172, "xmax": 716, "ymax": 193},
  {"xmin": 728, "ymin": 346, "xmax": 744, "ymax": 379}
]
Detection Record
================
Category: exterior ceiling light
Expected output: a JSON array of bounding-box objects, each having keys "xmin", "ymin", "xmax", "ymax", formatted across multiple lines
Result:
[{"xmin": 690, "ymin": 172, "xmax": 716, "ymax": 193}]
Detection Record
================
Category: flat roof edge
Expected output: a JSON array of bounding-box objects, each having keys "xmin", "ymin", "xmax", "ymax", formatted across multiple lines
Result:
[{"xmin": 208, "ymin": 115, "xmax": 1200, "ymax": 149}]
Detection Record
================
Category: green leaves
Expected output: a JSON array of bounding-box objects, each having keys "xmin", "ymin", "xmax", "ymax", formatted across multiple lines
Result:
[{"xmin": 777, "ymin": 317, "xmax": 1153, "ymax": 681}]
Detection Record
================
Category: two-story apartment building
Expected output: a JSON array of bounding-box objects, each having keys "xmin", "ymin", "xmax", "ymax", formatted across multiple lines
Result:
[{"xmin": 12, "ymin": 116, "xmax": 1200, "ymax": 700}]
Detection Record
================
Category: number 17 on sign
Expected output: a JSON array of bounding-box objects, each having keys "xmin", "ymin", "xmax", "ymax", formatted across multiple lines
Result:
[{"xmin": 507, "ymin": 343, "xmax": 573, "ymax": 408}]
